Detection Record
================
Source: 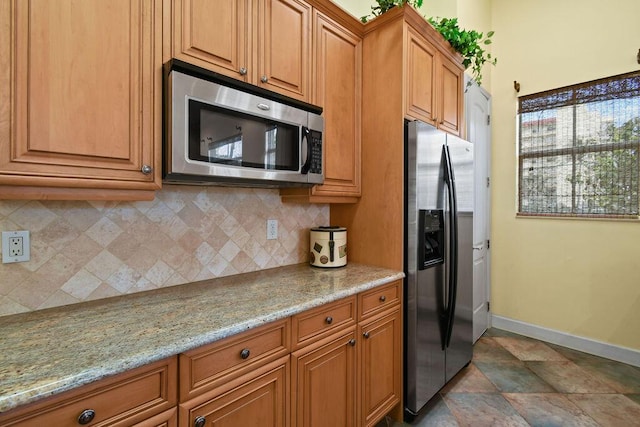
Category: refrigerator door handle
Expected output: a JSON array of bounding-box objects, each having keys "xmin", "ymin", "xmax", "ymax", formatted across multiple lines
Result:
[{"xmin": 443, "ymin": 145, "xmax": 459, "ymax": 348}]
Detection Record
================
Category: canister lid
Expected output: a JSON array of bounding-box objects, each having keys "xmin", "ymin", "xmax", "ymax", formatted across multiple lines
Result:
[{"xmin": 311, "ymin": 226, "xmax": 347, "ymax": 232}]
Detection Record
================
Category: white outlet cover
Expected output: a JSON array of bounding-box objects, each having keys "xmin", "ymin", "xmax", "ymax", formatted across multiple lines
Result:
[
  {"xmin": 266, "ymin": 219, "xmax": 278, "ymax": 240},
  {"xmin": 2, "ymin": 230, "xmax": 30, "ymax": 263}
]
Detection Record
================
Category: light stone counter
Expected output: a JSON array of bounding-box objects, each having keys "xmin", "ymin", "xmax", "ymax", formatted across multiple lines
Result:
[{"xmin": 0, "ymin": 262, "xmax": 403, "ymax": 413}]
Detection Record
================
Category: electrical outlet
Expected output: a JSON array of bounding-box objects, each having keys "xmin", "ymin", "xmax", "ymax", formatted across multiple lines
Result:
[
  {"xmin": 2, "ymin": 230, "xmax": 30, "ymax": 263},
  {"xmin": 266, "ymin": 219, "xmax": 278, "ymax": 240}
]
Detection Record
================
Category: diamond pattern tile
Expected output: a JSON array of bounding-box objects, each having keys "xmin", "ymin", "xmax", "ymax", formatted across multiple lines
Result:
[{"xmin": 0, "ymin": 186, "xmax": 329, "ymax": 315}]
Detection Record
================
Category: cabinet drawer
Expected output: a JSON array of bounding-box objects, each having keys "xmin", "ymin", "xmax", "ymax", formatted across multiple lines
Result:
[
  {"xmin": 179, "ymin": 356, "xmax": 289, "ymax": 427},
  {"xmin": 179, "ymin": 319, "xmax": 290, "ymax": 401},
  {"xmin": 359, "ymin": 281, "xmax": 402, "ymax": 320},
  {"xmin": 0, "ymin": 357, "xmax": 177, "ymax": 427},
  {"xmin": 292, "ymin": 296, "xmax": 356, "ymax": 349},
  {"xmin": 133, "ymin": 407, "xmax": 177, "ymax": 427}
]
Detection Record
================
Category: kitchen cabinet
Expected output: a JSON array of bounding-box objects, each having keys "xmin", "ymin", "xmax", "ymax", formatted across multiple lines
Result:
[
  {"xmin": 292, "ymin": 328, "xmax": 358, "ymax": 426},
  {"xmin": 290, "ymin": 284, "xmax": 402, "ymax": 426},
  {"xmin": 358, "ymin": 282, "xmax": 402, "ymax": 427},
  {"xmin": 179, "ymin": 357, "xmax": 290, "ymax": 427},
  {"xmin": 405, "ymin": 19, "xmax": 464, "ymax": 136},
  {"xmin": 280, "ymin": 8, "xmax": 362, "ymax": 203},
  {"xmin": 178, "ymin": 319, "xmax": 291, "ymax": 426},
  {"xmin": 0, "ymin": 357, "xmax": 178, "ymax": 427},
  {"xmin": 290, "ymin": 296, "xmax": 358, "ymax": 426},
  {"xmin": 435, "ymin": 53, "xmax": 464, "ymax": 136},
  {"xmin": 173, "ymin": 0, "xmax": 311, "ymax": 101},
  {"xmin": 0, "ymin": 0, "xmax": 166, "ymax": 200}
]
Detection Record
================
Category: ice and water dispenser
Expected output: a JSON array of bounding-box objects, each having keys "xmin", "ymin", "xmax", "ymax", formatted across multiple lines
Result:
[{"xmin": 418, "ymin": 209, "xmax": 444, "ymax": 270}]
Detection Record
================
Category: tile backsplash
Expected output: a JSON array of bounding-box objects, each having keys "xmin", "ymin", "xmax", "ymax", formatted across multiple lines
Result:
[{"xmin": 0, "ymin": 185, "xmax": 329, "ymax": 316}]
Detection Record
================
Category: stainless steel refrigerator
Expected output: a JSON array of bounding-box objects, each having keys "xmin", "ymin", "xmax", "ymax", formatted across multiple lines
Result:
[{"xmin": 404, "ymin": 120, "xmax": 474, "ymax": 418}]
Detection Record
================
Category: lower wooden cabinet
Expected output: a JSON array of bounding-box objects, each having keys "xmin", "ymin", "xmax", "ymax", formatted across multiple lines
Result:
[
  {"xmin": 0, "ymin": 357, "xmax": 178, "ymax": 427},
  {"xmin": 291, "ymin": 328, "xmax": 358, "ymax": 427},
  {"xmin": 291, "ymin": 281, "xmax": 402, "ymax": 427},
  {"xmin": 359, "ymin": 308, "xmax": 402, "ymax": 427},
  {"xmin": 134, "ymin": 408, "xmax": 178, "ymax": 427},
  {"xmin": 179, "ymin": 357, "xmax": 290, "ymax": 427},
  {"xmin": 0, "ymin": 282, "xmax": 402, "ymax": 427}
]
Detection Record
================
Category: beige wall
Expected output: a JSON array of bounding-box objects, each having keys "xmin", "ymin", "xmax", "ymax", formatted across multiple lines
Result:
[
  {"xmin": 0, "ymin": 187, "xmax": 328, "ymax": 316},
  {"xmin": 491, "ymin": 0, "xmax": 640, "ymax": 350}
]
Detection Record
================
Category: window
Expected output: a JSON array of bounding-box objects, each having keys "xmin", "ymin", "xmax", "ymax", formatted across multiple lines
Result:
[{"xmin": 517, "ymin": 71, "xmax": 640, "ymax": 218}]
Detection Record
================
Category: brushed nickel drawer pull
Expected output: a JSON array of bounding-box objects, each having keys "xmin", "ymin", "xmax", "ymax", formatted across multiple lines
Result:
[
  {"xmin": 240, "ymin": 348, "xmax": 250, "ymax": 359},
  {"xmin": 379, "ymin": 295, "xmax": 387, "ymax": 302},
  {"xmin": 325, "ymin": 316, "xmax": 333, "ymax": 325}
]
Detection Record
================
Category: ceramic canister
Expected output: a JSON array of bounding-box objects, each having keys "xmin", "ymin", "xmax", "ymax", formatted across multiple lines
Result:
[{"xmin": 309, "ymin": 226, "xmax": 347, "ymax": 268}]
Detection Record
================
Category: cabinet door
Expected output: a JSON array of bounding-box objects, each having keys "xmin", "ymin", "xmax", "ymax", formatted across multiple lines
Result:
[
  {"xmin": 181, "ymin": 357, "xmax": 289, "ymax": 427},
  {"xmin": 437, "ymin": 54, "xmax": 464, "ymax": 136},
  {"xmin": 173, "ymin": 0, "xmax": 250, "ymax": 81},
  {"xmin": 359, "ymin": 308, "xmax": 402, "ymax": 427},
  {"xmin": 257, "ymin": 0, "xmax": 311, "ymax": 101},
  {"xmin": 311, "ymin": 11, "xmax": 362, "ymax": 199},
  {"xmin": 405, "ymin": 26, "xmax": 437, "ymax": 126},
  {"xmin": 0, "ymin": 0, "xmax": 163, "ymax": 194},
  {"xmin": 292, "ymin": 329, "xmax": 357, "ymax": 427}
]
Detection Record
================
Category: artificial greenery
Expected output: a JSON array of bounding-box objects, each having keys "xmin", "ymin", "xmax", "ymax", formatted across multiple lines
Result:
[
  {"xmin": 360, "ymin": 0, "xmax": 497, "ymax": 88},
  {"xmin": 360, "ymin": 0, "xmax": 423, "ymax": 23},
  {"xmin": 427, "ymin": 17, "xmax": 497, "ymax": 87}
]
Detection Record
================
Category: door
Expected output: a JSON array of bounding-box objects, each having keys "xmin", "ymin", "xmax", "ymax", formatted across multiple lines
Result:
[
  {"xmin": 360, "ymin": 308, "xmax": 402, "ymax": 427},
  {"xmin": 1, "ymin": 0, "xmax": 161, "ymax": 190},
  {"xmin": 173, "ymin": 0, "xmax": 250, "ymax": 81},
  {"xmin": 257, "ymin": 0, "xmax": 311, "ymax": 101},
  {"xmin": 437, "ymin": 54, "xmax": 464, "ymax": 136},
  {"xmin": 291, "ymin": 330, "xmax": 357, "ymax": 427},
  {"xmin": 465, "ymin": 76, "xmax": 492, "ymax": 342}
]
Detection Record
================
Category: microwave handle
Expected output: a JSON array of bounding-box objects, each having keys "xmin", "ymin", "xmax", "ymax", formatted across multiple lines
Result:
[{"xmin": 301, "ymin": 126, "xmax": 311, "ymax": 174}]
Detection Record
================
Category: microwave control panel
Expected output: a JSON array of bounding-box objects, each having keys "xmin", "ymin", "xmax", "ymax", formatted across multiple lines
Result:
[{"xmin": 308, "ymin": 130, "xmax": 323, "ymax": 175}]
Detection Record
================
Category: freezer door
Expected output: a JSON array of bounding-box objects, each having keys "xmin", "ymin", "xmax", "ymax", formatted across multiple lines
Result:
[{"xmin": 405, "ymin": 121, "xmax": 448, "ymax": 415}]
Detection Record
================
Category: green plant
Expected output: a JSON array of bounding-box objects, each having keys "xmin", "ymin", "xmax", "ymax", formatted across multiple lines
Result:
[
  {"xmin": 427, "ymin": 17, "xmax": 497, "ymax": 87},
  {"xmin": 360, "ymin": 0, "xmax": 423, "ymax": 23}
]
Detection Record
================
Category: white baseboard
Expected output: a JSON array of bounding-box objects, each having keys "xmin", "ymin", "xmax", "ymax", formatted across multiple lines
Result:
[{"xmin": 490, "ymin": 315, "xmax": 640, "ymax": 368}]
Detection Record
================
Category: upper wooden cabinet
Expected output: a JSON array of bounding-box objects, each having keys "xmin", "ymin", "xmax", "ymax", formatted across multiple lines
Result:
[
  {"xmin": 0, "ymin": 0, "xmax": 165, "ymax": 200},
  {"xmin": 173, "ymin": 0, "xmax": 311, "ymax": 101},
  {"xmin": 405, "ymin": 25, "xmax": 437, "ymax": 127},
  {"xmin": 280, "ymin": 8, "xmax": 362, "ymax": 203},
  {"xmin": 436, "ymin": 53, "xmax": 464, "ymax": 136},
  {"xmin": 404, "ymin": 17, "xmax": 464, "ymax": 136}
]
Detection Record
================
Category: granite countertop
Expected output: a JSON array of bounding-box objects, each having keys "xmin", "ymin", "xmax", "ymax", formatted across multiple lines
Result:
[{"xmin": 0, "ymin": 262, "xmax": 403, "ymax": 413}]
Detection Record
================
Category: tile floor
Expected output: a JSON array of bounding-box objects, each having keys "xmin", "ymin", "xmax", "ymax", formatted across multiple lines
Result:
[{"xmin": 381, "ymin": 328, "xmax": 640, "ymax": 426}]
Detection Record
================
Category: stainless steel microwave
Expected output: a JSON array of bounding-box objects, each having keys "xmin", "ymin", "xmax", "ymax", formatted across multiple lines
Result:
[{"xmin": 164, "ymin": 60, "xmax": 324, "ymax": 187}]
